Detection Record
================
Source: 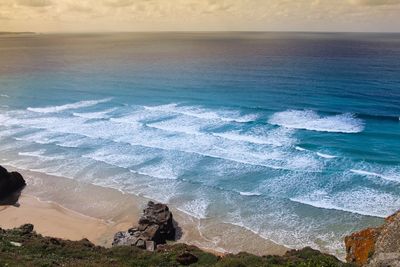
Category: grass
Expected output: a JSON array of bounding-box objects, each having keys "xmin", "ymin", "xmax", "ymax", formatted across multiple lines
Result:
[{"xmin": 0, "ymin": 224, "xmax": 354, "ymax": 267}]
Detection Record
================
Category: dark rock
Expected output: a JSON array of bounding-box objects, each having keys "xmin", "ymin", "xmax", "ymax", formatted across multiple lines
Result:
[
  {"xmin": 0, "ymin": 166, "xmax": 26, "ymax": 203},
  {"xmin": 79, "ymin": 238, "xmax": 94, "ymax": 248},
  {"xmin": 345, "ymin": 210, "xmax": 400, "ymax": 266},
  {"xmin": 19, "ymin": 224, "xmax": 34, "ymax": 235},
  {"xmin": 176, "ymin": 251, "xmax": 198, "ymax": 265},
  {"xmin": 112, "ymin": 201, "xmax": 176, "ymax": 250},
  {"xmin": 142, "ymin": 201, "xmax": 175, "ymax": 240},
  {"xmin": 136, "ymin": 239, "xmax": 146, "ymax": 249}
]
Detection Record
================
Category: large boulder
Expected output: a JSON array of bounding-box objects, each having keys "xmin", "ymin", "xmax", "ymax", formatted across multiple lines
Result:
[
  {"xmin": 345, "ymin": 211, "xmax": 400, "ymax": 266},
  {"xmin": 113, "ymin": 201, "xmax": 176, "ymax": 251},
  {"xmin": 0, "ymin": 165, "xmax": 26, "ymax": 202}
]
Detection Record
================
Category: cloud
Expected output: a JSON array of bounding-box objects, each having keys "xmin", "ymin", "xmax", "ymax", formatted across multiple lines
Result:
[
  {"xmin": 103, "ymin": 0, "xmax": 135, "ymax": 7},
  {"xmin": 0, "ymin": 14, "xmax": 10, "ymax": 20},
  {"xmin": 16, "ymin": 0, "xmax": 53, "ymax": 7},
  {"xmin": 349, "ymin": 0, "xmax": 400, "ymax": 5},
  {"xmin": 67, "ymin": 3, "xmax": 93, "ymax": 13}
]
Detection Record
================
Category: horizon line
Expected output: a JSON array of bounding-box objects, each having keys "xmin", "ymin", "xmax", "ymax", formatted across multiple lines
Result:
[{"xmin": 2, "ymin": 30, "xmax": 400, "ymax": 35}]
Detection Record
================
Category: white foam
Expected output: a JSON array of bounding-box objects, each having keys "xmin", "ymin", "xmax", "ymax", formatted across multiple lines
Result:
[
  {"xmin": 72, "ymin": 108, "xmax": 116, "ymax": 119},
  {"xmin": 0, "ymin": 94, "xmax": 9, "ymax": 98},
  {"xmin": 14, "ymin": 130, "xmax": 61, "ymax": 145},
  {"xmin": 239, "ymin": 191, "xmax": 262, "ymax": 196},
  {"xmin": 146, "ymin": 115, "xmax": 209, "ymax": 136},
  {"xmin": 27, "ymin": 98, "xmax": 112, "ymax": 113},
  {"xmin": 350, "ymin": 169, "xmax": 400, "ymax": 183},
  {"xmin": 295, "ymin": 146, "xmax": 337, "ymax": 159},
  {"xmin": 144, "ymin": 103, "xmax": 258, "ymax": 123},
  {"xmin": 110, "ymin": 108, "xmax": 171, "ymax": 125},
  {"xmin": 178, "ymin": 198, "xmax": 209, "ymax": 219},
  {"xmin": 268, "ymin": 110, "xmax": 364, "ymax": 133},
  {"xmin": 83, "ymin": 145, "xmax": 153, "ymax": 169},
  {"xmin": 1, "ymin": 105, "xmax": 319, "ymax": 173},
  {"xmin": 291, "ymin": 188, "xmax": 400, "ymax": 218},
  {"xmin": 316, "ymin": 152, "xmax": 337, "ymax": 159},
  {"xmin": 18, "ymin": 149, "xmax": 64, "ymax": 160},
  {"xmin": 213, "ymin": 127, "xmax": 295, "ymax": 147}
]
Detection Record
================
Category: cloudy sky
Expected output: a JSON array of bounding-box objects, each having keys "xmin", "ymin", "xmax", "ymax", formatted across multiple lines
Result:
[{"xmin": 0, "ymin": 0, "xmax": 399, "ymax": 32}]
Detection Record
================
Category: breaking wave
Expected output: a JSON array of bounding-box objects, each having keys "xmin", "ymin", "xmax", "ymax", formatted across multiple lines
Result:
[{"xmin": 268, "ymin": 110, "xmax": 364, "ymax": 133}]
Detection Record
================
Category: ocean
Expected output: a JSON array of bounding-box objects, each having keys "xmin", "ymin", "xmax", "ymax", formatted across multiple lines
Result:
[{"xmin": 0, "ymin": 32, "xmax": 399, "ymax": 255}]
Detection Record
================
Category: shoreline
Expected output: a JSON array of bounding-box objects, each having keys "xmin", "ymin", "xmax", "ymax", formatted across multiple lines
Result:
[{"xmin": 0, "ymin": 165, "xmax": 288, "ymax": 256}]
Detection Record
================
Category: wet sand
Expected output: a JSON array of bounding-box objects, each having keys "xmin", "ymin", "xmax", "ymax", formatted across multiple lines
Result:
[{"xmin": 0, "ymin": 166, "xmax": 288, "ymax": 255}]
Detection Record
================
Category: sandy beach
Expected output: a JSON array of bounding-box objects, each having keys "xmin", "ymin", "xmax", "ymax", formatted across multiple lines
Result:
[
  {"xmin": 0, "ymin": 166, "xmax": 287, "ymax": 255},
  {"xmin": 0, "ymin": 194, "xmax": 128, "ymax": 246}
]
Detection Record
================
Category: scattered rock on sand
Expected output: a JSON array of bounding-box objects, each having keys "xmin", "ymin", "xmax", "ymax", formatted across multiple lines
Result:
[
  {"xmin": 345, "ymin": 210, "xmax": 400, "ymax": 266},
  {"xmin": 112, "ymin": 201, "xmax": 176, "ymax": 251}
]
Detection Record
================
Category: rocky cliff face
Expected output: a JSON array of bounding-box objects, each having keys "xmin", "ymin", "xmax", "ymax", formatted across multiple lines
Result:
[
  {"xmin": 345, "ymin": 211, "xmax": 400, "ymax": 266},
  {"xmin": 113, "ymin": 201, "xmax": 176, "ymax": 251},
  {"xmin": 0, "ymin": 165, "xmax": 26, "ymax": 203}
]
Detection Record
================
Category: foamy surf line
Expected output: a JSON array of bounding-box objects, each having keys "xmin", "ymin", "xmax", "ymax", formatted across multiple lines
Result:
[
  {"xmin": 239, "ymin": 191, "xmax": 262, "ymax": 196},
  {"xmin": 268, "ymin": 110, "xmax": 364, "ymax": 133},
  {"xmin": 0, "ymin": 116, "xmax": 320, "ymax": 173},
  {"xmin": 350, "ymin": 169, "xmax": 400, "ymax": 183},
  {"xmin": 27, "ymin": 98, "xmax": 112, "ymax": 114},
  {"xmin": 72, "ymin": 108, "xmax": 117, "ymax": 119},
  {"xmin": 144, "ymin": 103, "xmax": 258, "ymax": 123},
  {"xmin": 289, "ymin": 197, "xmax": 387, "ymax": 218},
  {"xmin": 316, "ymin": 152, "xmax": 337, "ymax": 159}
]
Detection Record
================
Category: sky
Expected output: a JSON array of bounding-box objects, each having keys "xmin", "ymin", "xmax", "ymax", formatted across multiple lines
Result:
[{"xmin": 0, "ymin": 0, "xmax": 399, "ymax": 32}]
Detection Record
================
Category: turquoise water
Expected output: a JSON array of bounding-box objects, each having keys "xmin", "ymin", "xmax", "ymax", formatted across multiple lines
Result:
[{"xmin": 0, "ymin": 32, "xmax": 399, "ymax": 255}]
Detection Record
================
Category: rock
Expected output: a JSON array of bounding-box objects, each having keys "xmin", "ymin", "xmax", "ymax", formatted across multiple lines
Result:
[
  {"xmin": 345, "ymin": 228, "xmax": 380, "ymax": 266},
  {"xmin": 142, "ymin": 224, "xmax": 160, "ymax": 241},
  {"xmin": 146, "ymin": 240, "xmax": 155, "ymax": 252},
  {"xmin": 79, "ymin": 238, "xmax": 94, "ymax": 248},
  {"xmin": 112, "ymin": 201, "xmax": 176, "ymax": 250},
  {"xmin": 10, "ymin": 241, "xmax": 22, "ymax": 247},
  {"xmin": 140, "ymin": 201, "xmax": 175, "ymax": 241},
  {"xmin": 176, "ymin": 252, "xmax": 198, "ymax": 265},
  {"xmin": 136, "ymin": 239, "xmax": 146, "ymax": 249},
  {"xmin": 112, "ymin": 231, "xmax": 139, "ymax": 246},
  {"xmin": 345, "ymin": 210, "xmax": 400, "ymax": 266},
  {"xmin": 0, "ymin": 166, "xmax": 26, "ymax": 202},
  {"xmin": 128, "ymin": 227, "xmax": 138, "ymax": 234},
  {"xmin": 19, "ymin": 224, "xmax": 34, "ymax": 235}
]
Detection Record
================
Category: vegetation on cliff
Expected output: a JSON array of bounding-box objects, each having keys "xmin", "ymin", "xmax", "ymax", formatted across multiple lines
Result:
[{"xmin": 0, "ymin": 224, "xmax": 352, "ymax": 267}]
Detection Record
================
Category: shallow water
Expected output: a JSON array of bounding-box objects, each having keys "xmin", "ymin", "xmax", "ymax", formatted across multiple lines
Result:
[{"xmin": 0, "ymin": 32, "xmax": 399, "ymax": 256}]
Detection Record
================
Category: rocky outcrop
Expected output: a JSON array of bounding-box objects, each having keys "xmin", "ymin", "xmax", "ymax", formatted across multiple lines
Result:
[
  {"xmin": 345, "ymin": 211, "xmax": 400, "ymax": 266},
  {"xmin": 112, "ymin": 201, "xmax": 176, "ymax": 251},
  {"xmin": 0, "ymin": 165, "xmax": 26, "ymax": 203}
]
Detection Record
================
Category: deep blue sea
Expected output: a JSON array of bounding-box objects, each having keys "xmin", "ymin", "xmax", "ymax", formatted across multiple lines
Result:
[{"xmin": 0, "ymin": 32, "xmax": 399, "ymax": 255}]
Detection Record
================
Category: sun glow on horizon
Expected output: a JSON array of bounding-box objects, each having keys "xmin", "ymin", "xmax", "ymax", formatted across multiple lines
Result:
[{"xmin": 0, "ymin": 0, "xmax": 399, "ymax": 33}]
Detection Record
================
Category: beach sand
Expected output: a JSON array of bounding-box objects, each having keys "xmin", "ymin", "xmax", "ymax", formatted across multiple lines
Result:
[
  {"xmin": 0, "ymin": 194, "xmax": 130, "ymax": 245},
  {"xmin": 0, "ymin": 166, "xmax": 288, "ymax": 255}
]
